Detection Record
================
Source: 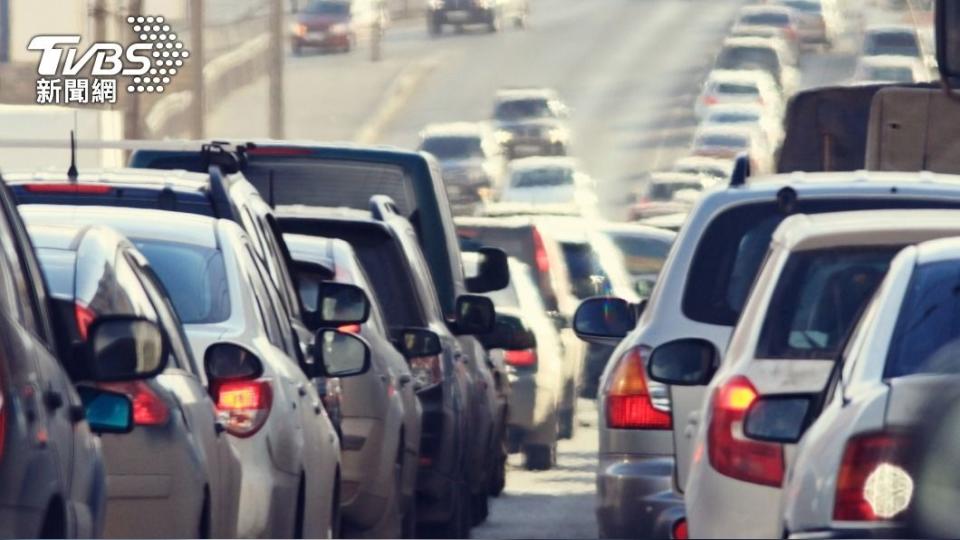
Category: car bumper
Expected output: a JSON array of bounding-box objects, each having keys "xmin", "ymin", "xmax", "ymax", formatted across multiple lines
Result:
[
  {"xmin": 596, "ymin": 455, "xmax": 684, "ymax": 539},
  {"xmin": 292, "ymin": 32, "xmax": 351, "ymax": 48}
]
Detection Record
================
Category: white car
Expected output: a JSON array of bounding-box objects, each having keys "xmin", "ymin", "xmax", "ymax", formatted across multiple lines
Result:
[
  {"xmin": 498, "ymin": 156, "xmax": 598, "ymax": 217},
  {"xmin": 714, "ymin": 36, "xmax": 800, "ymax": 96},
  {"xmin": 676, "ymin": 209, "xmax": 960, "ymax": 539},
  {"xmin": 690, "ymin": 125, "xmax": 773, "ymax": 173},
  {"xmin": 852, "ymin": 55, "xmax": 930, "ymax": 84},
  {"xmin": 22, "ymin": 205, "xmax": 359, "ymax": 539},
  {"xmin": 781, "ymin": 235, "xmax": 960, "ymax": 537},
  {"xmin": 671, "ymin": 156, "xmax": 735, "ymax": 181},
  {"xmin": 696, "ymin": 69, "xmax": 785, "ymax": 121},
  {"xmin": 700, "ymin": 102, "xmax": 785, "ymax": 147}
]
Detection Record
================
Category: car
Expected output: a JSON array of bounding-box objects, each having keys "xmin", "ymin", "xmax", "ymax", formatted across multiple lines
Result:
[
  {"xmin": 713, "ymin": 37, "xmax": 799, "ymax": 96},
  {"xmin": 771, "ymin": 0, "xmax": 839, "ymax": 47},
  {"xmin": 492, "ymin": 88, "xmax": 571, "ymax": 159},
  {"xmin": 862, "ymin": 24, "xmax": 925, "ymax": 60},
  {"xmin": 700, "ymin": 102, "xmax": 784, "ymax": 147},
  {"xmin": 628, "ymin": 172, "xmax": 718, "ymax": 222},
  {"xmin": 21, "ymin": 204, "xmax": 360, "ymax": 538},
  {"xmin": 670, "ymin": 209, "xmax": 960, "ymax": 539},
  {"xmin": 418, "ymin": 122, "xmax": 508, "ymax": 214},
  {"xmin": 781, "ymin": 235, "xmax": 960, "ymax": 537},
  {"xmin": 498, "ymin": 157, "xmax": 597, "ymax": 217},
  {"xmin": 572, "ymin": 171, "xmax": 960, "ymax": 539},
  {"xmin": 671, "ymin": 156, "xmax": 734, "ymax": 181},
  {"xmin": 278, "ymin": 203, "xmax": 498, "ymax": 537},
  {"xmin": 0, "ymin": 176, "xmax": 146, "ymax": 539},
  {"xmin": 852, "ymin": 55, "xmax": 930, "ymax": 84},
  {"xmin": 730, "ymin": 5, "xmax": 802, "ymax": 58},
  {"xmin": 695, "ymin": 69, "xmax": 784, "ymax": 121},
  {"xmin": 290, "ymin": 0, "xmax": 387, "ymax": 54},
  {"xmin": 595, "ymin": 222, "xmax": 675, "ymax": 300},
  {"xmin": 426, "ymin": 0, "xmax": 528, "ymax": 35},
  {"xmin": 24, "ymin": 218, "xmax": 243, "ymax": 539},
  {"xmin": 690, "ymin": 125, "xmax": 773, "ymax": 173},
  {"xmin": 456, "ymin": 215, "xmax": 585, "ymax": 439},
  {"xmin": 472, "ymin": 255, "xmax": 564, "ymax": 470},
  {"xmin": 284, "ymin": 233, "xmax": 423, "ymax": 538}
]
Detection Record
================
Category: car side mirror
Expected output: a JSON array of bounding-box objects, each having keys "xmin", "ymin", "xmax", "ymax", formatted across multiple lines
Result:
[
  {"xmin": 743, "ymin": 395, "xmax": 816, "ymax": 444},
  {"xmin": 647, "ymin": 338, "xmax": 719, "ymax": 386},
  {"xmin": 204, "ymin": 342, "xmax": 264, "ymax": 383},
  {"xmin": 314, "ymin": 281, "xmax": 371, "ymax": 326},
  {"xmin": 85, "ymin": 317, "xmax": 168, "ymax": 382},
  {"xmin": 936, "ymin": 0, "xmax": 960, "ymax": 84},
  {"xmin": 312, "ymin": 329, "xmax": 372, "ymax": 378},
  {"xmin": 77, "ymin": 386, "xmax": 134, "ymax": 434},
  {"xmin": 394, "ymin": 328, "xmax": 443, "ymax": 358},
  {"xmin": 453, "ymin": 294, "xmax": 496, "ymax": 335},
  {"xmin": 573, "ymin": 297, "xmax": 637, "ymax": 345},
  {"xmin": 466, "ymin": 247, "xmax": 510, "ymax": 293},
  {"xmin": 480, "ymin": 313, "xmax": 537, "ymax": 351}
]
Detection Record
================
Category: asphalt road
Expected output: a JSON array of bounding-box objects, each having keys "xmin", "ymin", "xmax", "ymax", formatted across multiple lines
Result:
[{"xmin": 205, "ymin": 1, "xmax": 872, "ymax": 536}]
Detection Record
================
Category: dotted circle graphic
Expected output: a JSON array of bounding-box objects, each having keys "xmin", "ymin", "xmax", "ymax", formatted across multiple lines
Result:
[{"xmin": 125, "ymin": 15, "xmax": 188, "ymax": 94}]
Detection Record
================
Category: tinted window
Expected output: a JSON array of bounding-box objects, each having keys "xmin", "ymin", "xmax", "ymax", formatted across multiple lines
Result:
[
  {"xmin": 604, "ymin": 232, "xmax": 673, "ymax": 277},
  {"xmin": 494, "ymin": 98, "xmax": 554, "ymax": 121},
  {"xmin": 684, "ymin": 199, "xmax": 960, "ymax": 326},
  {"xmin": 864, "ymin": 66, "xmax": 914, "ymax": 82},
  {"xmin": 741, "ymin": 13, "xmax": 790, "ymax": 26},
  {"xmin": 708, "ymin": 111, "xmax": 760, "ymax": 124},
  {"xmin": 130, "ymin": 254, "xmax": 200, "ymax": 375},
  {"xmin": 561, "ymin": 242, "xmax": 612, "ymax": 299},
  {"xmin": 304, "ymin": 0, "xmax": 349, "ymax": 14},
  {"xmin": 346, "ymin": 232, "xmax": 425, "ymax": 328},
  {"xmin": 696, "ymin": 134, "xmax": 749, "ymax": 148},
  {"xmin": 865, "ymin": 32, "xmax": 920, "ymax": 56},
  {"xmin": 781, "ymin": 0, "xmax": 821, "ymax": 13},
  {"xmin": 714, "ymin": 83, "xmax": 760, "ymax": 95},
  {"xmin": 421, "ymin": 137, "xmax": 485, "ymax": 160},
  {"xmin": 886, "ymin": 260, "xmax": 960, "ymax": 377},
  {"xmin": 512, "ymin": 168, "xmax": 574, "ymax": 188},
  {"xmin": 133, "ymin": 240, "xmax": 231, "ymax": 324},
  {"xmin": 756, "ymin": 247, "xmax": 897, "ymax": 359},
  {"xmin": 716, "ymin": 47, "xmax": 780, "ymax": 76}
]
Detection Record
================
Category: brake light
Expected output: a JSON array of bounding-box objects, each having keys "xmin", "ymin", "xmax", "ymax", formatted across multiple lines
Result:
[
  {"xmin": 337, "ymin": 324, "xmax": 361, "ymax": 334},
  {"xmin": 409, "ymin": 355, "xmax": 442, "ymax": 391},
  {"xmin": 100, "ymin": 381, "xmax": 170, "ymax": 426},
  {"xmin": 24, "ymin": 183, "xmax": 112, "ymax": 194},
  {"xmin": 504, "ymin": 349, "xmax": 537, "ymax": 368},
  {"xmin": 75, "ymin": 302, "xmax": 95, "ymax": 341},
  {"xmin": 707, "ymin": 376, "xmax": 783, "ymax": 486},
  {"xmin": 833, "ymin": 433, "xmax": 913, "ymax": 521},
  {"xmin": 531, "ymin": 227, "xmax": 550, "ymax": 275},
  {"xmin": 604, "ymin": 346, "xmax": 671, "ymax": 429},
  {"xmin": 672, "ymin": 519, "xmax": 688, "ymax": 540},
  {"xmin": 215, "ymin": 379, "xmax": 273, "ymax": 437},
  {"xmin": 245, "ymin": 146, "xmax": 313, "ymax": 157},
  {"xmin": 704, "ymin": 95, "xmax": 719, "ymax": 105}
]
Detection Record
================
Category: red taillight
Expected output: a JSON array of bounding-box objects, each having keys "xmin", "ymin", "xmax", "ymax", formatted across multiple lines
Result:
[
  {"xmin": 245, "ymin": 146, "xmax": 313, "ymax": 157},
  {"xmin": 707, "ymin": 376, "xmax": 783, "ymax": 487},
  {"xmin": 833, "ymin": 433, "xmax": 912, "ymax": 521},
  {"xmin": 531, "ymin": 227, "xmax": 550, "ymax": 275},
  {"xmin": 704, "ymin": 95, "xmax": 719, "ymax": 105},
  {"xmin": 604, "ymin": 346, "xmax": 671, "ymax": 430},
  {"xmin": 672, "ymin": 519, "xmax": 688, "ymax": 540},
  {"xmin": 409, "ymin": 355, "xmax": 442, "ymax": 390},
  {"xmin": 337, "ymin": 324, "xmax": 361, "ymax": 334},
  {"xmin": 100, "ymin": 381, "xmax": 170, "ymax": 426},
  {"xmin": 75, "ymin": 302, "xmax": 95, "ymax": 341},
  {"xmin": 24, "ymin": 183, "xmax": 112, "ymax": 194},
  {"xmin": 215, "ymin": 379, "xmax": 273, "ymax": 438},
  {"xmin": 504, "ymin": 349, "xmax": 537, "ymax": 368}
]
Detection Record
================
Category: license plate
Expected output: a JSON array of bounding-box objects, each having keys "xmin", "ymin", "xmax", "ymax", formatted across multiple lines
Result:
[
  {"xmin": 308, "ymin": 31, "xmax": 326, "ymax": 40},
  {"xmin": 446, "ymin": 10, "xmax": 470, "ymax": 21}
]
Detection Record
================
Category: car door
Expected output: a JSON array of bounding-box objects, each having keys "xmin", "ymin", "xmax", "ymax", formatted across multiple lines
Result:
[{"xmin": 127, "ymin": 251, "xmax": 242, "ymax": 538}]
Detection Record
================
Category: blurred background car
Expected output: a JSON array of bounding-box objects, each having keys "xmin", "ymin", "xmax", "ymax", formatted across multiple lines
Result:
[
  {"xmin": 426, "ymin": 0, "xmax": 528, "ymax": 35},
  {"xmin": 714, "ymin": 36, "xmax": 800, "ymax": 96},
  {"xmin": 492, "ymin": 88, "xmax": 571, "ymax": 160},
  {"xmin": 699, "ymin": 102, "xmax": 785, "ymax": 147},
  {"xmin": 419, "ymin": 122, "xmax": 507, "ymax": 215},
  {"xmin": 497, "ymin": 157, "xmax": 598, "ymax": 217},
  {"xmin": 772, "ymin": 0, "xmax": 840, "ymax": 48},
  {"xmin": 290, "ymin": 0, "xmax": 387, "ymax": 55},
  {"xmin": 690, "ymin": 125, "xmax": 773, "ymax": 173},
  {"xmin": 671, "ymin": 156, "xmax": 735, "ymax": 181},
  {"xmin": 594, "ymin": 222, "xmax": 675, "ymax": 299},
  {"xmin": 730, "ymin": 5, "xmax": 802, "ymax": 59},
  {"xmin": 852, "ymin": 54, "xmax": 930, "ymax": 83},
  {"xmin": 695, "ymin": 69, "xmax": 785, "ymax": 121}
]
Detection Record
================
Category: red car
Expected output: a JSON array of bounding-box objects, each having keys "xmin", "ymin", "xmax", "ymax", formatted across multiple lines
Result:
[{"xmin": 291, "ymin": 0, "xmax": 386, "ymax": 54}]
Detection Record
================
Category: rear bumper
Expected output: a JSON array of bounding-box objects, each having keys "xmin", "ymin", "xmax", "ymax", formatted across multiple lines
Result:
[
  {"xmin": 596, "ymin": 455, "xmax": 684, "ymax": 539},
  {"xmin": 291, "ymin": 33, "xmax": 351, "ymax": 48},
  {"xmin": 430, "ymin": 7, "xmax": 493, "ymax": 24}
]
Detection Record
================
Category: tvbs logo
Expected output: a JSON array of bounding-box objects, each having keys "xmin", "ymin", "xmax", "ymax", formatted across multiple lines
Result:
[{"xmin": 29, "ymin": 15, "xmax": 188, "ymax": 104}]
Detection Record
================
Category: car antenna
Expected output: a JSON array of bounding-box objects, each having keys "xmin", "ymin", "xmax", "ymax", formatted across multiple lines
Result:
[{"xmin": 67, "ymin": 130, "xmax": 78, "ymax": 183}]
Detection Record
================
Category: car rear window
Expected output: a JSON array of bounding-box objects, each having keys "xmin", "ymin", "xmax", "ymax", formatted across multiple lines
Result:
[
  {"xmin": 708, "ymin": 111, "xmax": 760, "ymax": 124},
  {"xmin": 683, "ymin": 199, "xmax": 960, "ymax": 326},
  {"xmin": 421, "ymin": 136, "xmax": 484, "ymax": 160},
  {"xmin": 132, "ymin": 240, "xmax": 231, "ymax": 324},
  {"xmin": 494, "ymin": 98, "xmax": 553, "ymax": 121},
  {"xmin": 865, "ymin": 32, "xmax": 920, "ymax": 56},
  {"xmin": 755, "ymin": 247, "xmax": 898, "ymax": 359},
  {"xmin": 716, "ymin": 47, "xmax": 780, "ymax": 76},
  {"xmin": 561, "ymin": 241, "xmax": 612, "ymax": 299},
  {"xmin": 649, "ymin": 181, "xmax": 703, "ymax": 200},
  {"xmin": 886, "ymin": 260, "xmax": 960, "ymax": 378},
  {"xmin": 782, "ymin": 0, "xmax": 821, "ymax": 14},
  {"xmin": 304, "ymin": 0, "xmax": 349, "ymax": 14},
  {"xmin": 741, "ymin": 13, "xmax": 790, "ymax": 26},
  {"xmin": 696, "ymin": 134, "xmax": 749, "ymax": 148},
  {"xmin": 865, "ymin": 66, "xmax": 914, "ymax": 82},
  {"xmin": 512, "ymin": 167, "xmax": 573, "ymax": 188},
  {"xmin": 714, "ymin": 83, "xmax": 760, "ymax": 96}
]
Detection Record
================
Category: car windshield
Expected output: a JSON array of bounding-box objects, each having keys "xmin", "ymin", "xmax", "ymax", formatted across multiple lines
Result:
[
  {"xmin": 304, "ymin": 0, "xmax": 350, "ymax": 15},
  {"xmin": 886, "ymin": 260, "xmax": 960, "ymax": 377},
  {"xmin": 741, "ymin": 13, "xmax": 790, "ymax": 27},
  {"xmin": 716, "ymin": 47, "xmax": 780, "ymax": 75},
  {"xmin": 865, "ymin": 32, "xmax": 920, "ymax": 56},
  {"xmin": 603, "ymin": 231, "xmax": 673, "ymax": 278},
  {"xmin": 756, "ymin": 247, "xmax": 898, "ymax": 360},
  {"xmin": 421, "ymin": 136, "xmax": 485, "ymax": 159},
  {"xmin": 132, "ymin": 240, "xmax": 231, "ymax": 324},
  {"xmin": 494, "ymin": 98, "xmax": 554, "ymax": 120},
  {"xmin": 512, "ymin": 167, "xmax": 574, "ymax": 188}
]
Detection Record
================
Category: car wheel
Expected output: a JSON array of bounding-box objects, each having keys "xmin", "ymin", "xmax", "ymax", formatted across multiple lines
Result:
[
  {"xmin": 489, "ymin": 421, "xmax": 508, "ymax": 496},
  {"xmin": 523, "ymin": 443, "xmax": 555, "ymax": 471}
]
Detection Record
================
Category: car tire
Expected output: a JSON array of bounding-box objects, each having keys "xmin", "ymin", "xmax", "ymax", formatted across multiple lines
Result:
[
  {"xmin": 523, "ymin": 442, "xmax": 555, "ymax": 471},
  {"xmin": 471, "ymin": 490, "xmax": 489, "ymax": 526},
  {"xmin": 489, "ymin": 421, "xmax": 508, "ymax": 496}
]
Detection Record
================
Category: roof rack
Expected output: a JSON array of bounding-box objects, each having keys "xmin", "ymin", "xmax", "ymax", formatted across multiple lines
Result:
[
  {"xmin": 369, "ymin": 194, "xmax": 401, "ymax": 221},
  {"xmin": 730, "ymin": 153, "xmax": 751, "ymax": 187}
]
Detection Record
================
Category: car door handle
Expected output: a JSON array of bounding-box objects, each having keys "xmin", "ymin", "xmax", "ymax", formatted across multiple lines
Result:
[{"xmin": 398, "ymin": 374, "xmax": 412, "ymax": 386}]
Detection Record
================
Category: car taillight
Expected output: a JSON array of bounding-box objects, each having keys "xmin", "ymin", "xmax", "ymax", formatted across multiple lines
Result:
[
  {"xmin": 531, "ymin": 227, "xmax": 550, "ymax": 275},
  {"xmin": 337, "ymin": 324, "xmax": 361, "ymax": 334},
  {"xmin": 24, "ymin": 183, "xmax": 112, "ymax": 194},
  {"xmin": 833, "ymin": 432, "xmax": 913, "ymax": 521},
  {"xmin": 704, "ymin": 95, "xmax": 719, "ymax": 105},
  {"xmin": 707, "ymin": 376, "xmax": 783, "ymax": 487},
  {"xmin": 215, "ymin": 380, "xmax": 273, "ymax": 438},
  {"xmin": 672, "ymin": 519, "xmax": 688, "ymax": 540},
  {"xmin": 100, "ymin": 381, "xmax": 170, "ymax": 426},
  {"xmin": 75, "ymin": 302, "xmax": 95, "ymax": 341},
  {"xmin": 504, "ymin": 349, "xmax": 537, "ymax": 368},
  {"xmin": 604, "ymin": 346, "xmax": 671, "ymax": 429},
  {"xmin": 409, "ymin": 355, "xmax": 442, "ymax": 391}
]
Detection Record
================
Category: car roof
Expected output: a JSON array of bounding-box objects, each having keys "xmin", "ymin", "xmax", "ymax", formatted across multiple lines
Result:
[
  {"xmin": 19, "ymin": 204, "xmax": 220, "ymax": 249},
  {"xmin": 772, "ymin": 209, "xmax": 960, "ymax": 252},
  {"xmin": 508, "ymin": 156, "xmax": 580, "ymax": 171},
  {"xmin": 420, "ymin": 122, "xmax": 490, "ymax": 138},
  {"xmin": 916, "ymin": 237, "xmax": 960, "ymax": 264},
  {"xmin": 649, "ymin": 171, "xmax": 713, "ymax": 184},
  {"xmin": 704, "ymin": 103, "xmax": 765, "ymax": 115},
  {"xmin": 599, "ymin": 221, "xmax": 677, "ymax": 241},
  {"xmin": 276, "ymin": 204, "xmax": 378, "ymax": 223},
  {"xmin": 865, "ymin": 24, "xmax": 916, "ymax": 35},
  {"xmin": 283, "ymin": 233, "xmax": 339, "ymax": 272},
  {"xmin": 694, "ymin": 124, "xmax": 758, "ymax": 138},
  {"xmin": 494, "ymin": 88, "xmax": 558, "ymax": 101},
  {"xmin": 722, "ymin": 36, "xmax": 783, "ymax": 50},
  {"xmin": 673, "ymin": 155, "xmax": 735, "ymax": 170},
  {"xmin": 4, "ymin": 167, "xmax": 211, "ymax": 192},
  {"xmin": 707, "ymin": 69, "xmax": 773, "ymax": 85}
]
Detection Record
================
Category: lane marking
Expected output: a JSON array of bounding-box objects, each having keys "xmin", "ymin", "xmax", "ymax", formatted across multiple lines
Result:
[{"xmin": 354, "ymin": 52, "xmax": 445, "ymax": 144}]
